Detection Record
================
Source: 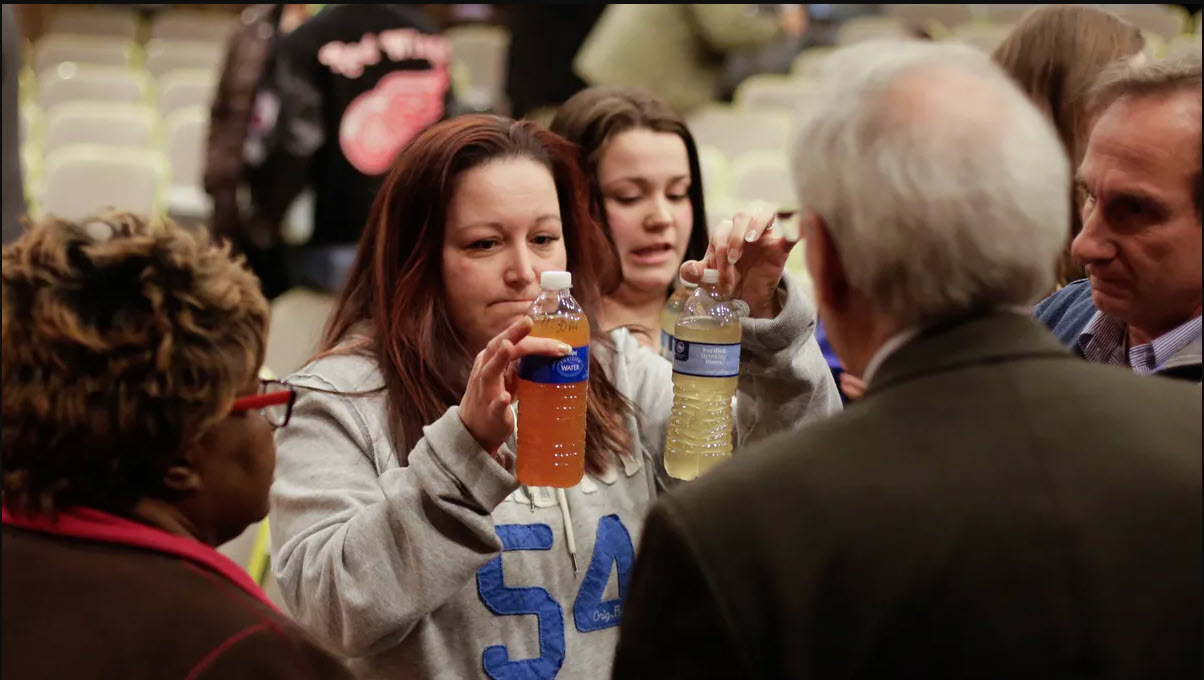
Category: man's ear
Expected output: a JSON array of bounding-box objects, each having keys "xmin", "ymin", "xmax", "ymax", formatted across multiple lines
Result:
[{"xmin": 803, "ymin": 213, "xmax": 850, "ymax": 311}]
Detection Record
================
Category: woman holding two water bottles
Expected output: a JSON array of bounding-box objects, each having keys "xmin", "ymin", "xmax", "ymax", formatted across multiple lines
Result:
[{"xmin": 268, "ymin": 114, "xmax": 841, "ymax": 680}]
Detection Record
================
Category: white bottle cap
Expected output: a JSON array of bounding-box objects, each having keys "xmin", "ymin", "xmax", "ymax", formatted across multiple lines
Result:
[
  {"xmin": 701, "ymin": 268, "xmax": 719, "ymax": 284},
  {"xmin": 540, "ymin": 270, "xmax": 572, "ymax": 290}
]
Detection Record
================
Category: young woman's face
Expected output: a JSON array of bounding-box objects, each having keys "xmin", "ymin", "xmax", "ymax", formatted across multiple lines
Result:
[
  {"xmin": 442, "ymin": 157, "xmax": 568, "ymax": 354},
  {"xmin": 596, "ymin": 128, "xmax": 694, "ymax": 296}
]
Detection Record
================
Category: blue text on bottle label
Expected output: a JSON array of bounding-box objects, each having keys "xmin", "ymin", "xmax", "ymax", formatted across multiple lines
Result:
[
  {"xmin": 519, "ymin": 345, "xmax": 590, "ymax": 384},
  {"xmin": 673, "ymin": 340, "xmax": 740, "ymax": 378}
]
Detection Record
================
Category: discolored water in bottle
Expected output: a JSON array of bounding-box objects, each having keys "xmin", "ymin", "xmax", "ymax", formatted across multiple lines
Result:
[
  {"xmin": 663, "ymin": 269, "xmax": 741, "ymax": 480},
  {"xmin": 516, "ymin": 271, "xmax": 589, "ymax": 488},
  {"xmin": 659, "ymin": 278, "xmax": 698, "ymax": 361}
]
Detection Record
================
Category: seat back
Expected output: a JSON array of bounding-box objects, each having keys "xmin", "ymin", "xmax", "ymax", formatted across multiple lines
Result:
[
  {"xmin": 265, "ymin": 288, "xmax": 338, "ymax": 378},
  {"xmin": 149, "ymin": 9, "xmax": 236, "ymax": 42},
  {"xmin": 730, "ymin": 151, "xmax": 796, "ymax": 207},
  {"xmin": 157, "ymin": 68, "xmax": 218, "ymax": 117},
  {"xmin": 734, "ymin": 74, "xmax": 813, "ymax": 113},
  {"xmin": 34, "ymin": 34, "xmax": 138, "ymax": 74},
  {"xmin": 38, "ymin": 63, "xmax": 150, "ymax": 110},
  {"xmin": 950, "ymin": 21, "xmax": 1015, "ymax": 53},
  {"xmin": 883, "ymin": 4, "xmax": 976, "ymax": 30},
  {"xmin": 1106, "ymin": 5, "xmax": 1189, "ymax": 40},
  {"xmin": 47, "ymin": 7, "xmax": 141, "ymax": 41},
  {"xmin": 687, "ymin": 105, "xmax": 793, "ymax": 161},
  {"xmin": 40, "ymin": 145, "xmax": 166, "ymax": 221},
  {"xmin": 43, "ymin": 102, "xmax": 158, "ymax": 154},
  {"xmin": 145, "ymin": 38, "xmax": 224, "ymax": 79},
  {"xmin": 446, "ymin": 24, "xmax": 511, "ymax": 112},
  {"xmin": 163, "ymin": 106, "xmax": 208, "ymax": 190},
  {"xmin": 791, "ymin": 46, "xmax": 836, "ymax": 79},
  {"xmin": 835, "ymin": 15, "xmax": 908, "ymax": 44}
]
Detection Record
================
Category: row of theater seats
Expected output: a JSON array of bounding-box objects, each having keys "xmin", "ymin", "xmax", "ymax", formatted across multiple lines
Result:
[{"xmin": 17, "ymin": 7, "xmax": 230, "ymax": 223}]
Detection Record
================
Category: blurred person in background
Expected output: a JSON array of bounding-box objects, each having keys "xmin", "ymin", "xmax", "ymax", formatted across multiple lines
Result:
[
  {"xmin": 612, "ymin": 39, "xmax": 1202, "ymax": 680},
  {"xmin": 2, "ymin": 4, "xmax": 25, "ymax": 245},
  {"xmin": 244, "ymin": 3, "xmax": 451, "ymax": 295},
  {"xmin": 1035, "ymin": 51, "xmax": 1202, "ymax": 381},
  {"xmin": 267, "ymin": 114, "xmax": 838, "ymax": 680},
  {"xmin": 574, "ymin": 4, "xmax": 807, "ymax": 116},
  {"xmin": 1, "ymin": 213, "xmax": 353, "ymax": 680},
  {"xmin": 205, "ymin": 3, "xmax": 313, "ymax": 299},
  {"xmin": 993, "ymin": 5, "xmax": 1146, "ymax": 288},
  {"xmin": 505, "ymin": 4, "xmax": 607, "ymax": 122}
]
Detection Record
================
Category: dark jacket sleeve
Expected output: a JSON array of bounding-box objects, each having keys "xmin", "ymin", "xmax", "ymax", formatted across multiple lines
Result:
[
  {"xmin": 246, "ymin": 32, "xmax": 324, "ymax": 231},
  {"xmin": 612, "ymin": 501, "xmax": 746, "ymax": 680},
  {"xmin": 190, "ymin": 622, "xmax": 355, "ymax": 680},
  {"xmin": 204, "ymin": 7, "xmax": 277, "ymax": 244}
]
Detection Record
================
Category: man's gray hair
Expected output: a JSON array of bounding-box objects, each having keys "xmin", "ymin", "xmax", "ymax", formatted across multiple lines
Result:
[
  {"xmin": 791, "ymin": 39, "xmax": 1070, "ymax": 328},
  {"xmin": 1088, "ymin": 50, "xmax": 1202, "ymax": 214},
  {"xmin": 1088, "ymin": 48, "xmax": 1202, "ymax": 118}
]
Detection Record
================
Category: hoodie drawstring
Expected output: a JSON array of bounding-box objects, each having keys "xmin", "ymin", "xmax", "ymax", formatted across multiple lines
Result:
[{"xmin": 556, "ymin": 488, "xmax": 578, "ymax": 574}]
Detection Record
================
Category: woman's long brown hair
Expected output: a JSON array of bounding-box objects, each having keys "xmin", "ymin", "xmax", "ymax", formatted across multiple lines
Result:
[{"xmin": 322, "ymin": 115, "xmax": 632, "ymax": 475}]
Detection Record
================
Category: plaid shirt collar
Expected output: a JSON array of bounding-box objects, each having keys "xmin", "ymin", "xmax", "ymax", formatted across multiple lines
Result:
[{"xmin": 1079, "ymin": 312, "xmax": 1203, "ymax": 374}]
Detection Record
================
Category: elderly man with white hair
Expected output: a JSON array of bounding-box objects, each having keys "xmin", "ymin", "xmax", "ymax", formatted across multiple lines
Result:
[{"xmin": 610, "ymin": 39, "xmax": 1201, "ymax": 680}]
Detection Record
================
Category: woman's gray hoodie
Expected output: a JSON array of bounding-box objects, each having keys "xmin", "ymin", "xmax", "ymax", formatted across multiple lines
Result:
[{"xmin": 269, "ymin": 275, "xmax": 841, "ymax": 679}]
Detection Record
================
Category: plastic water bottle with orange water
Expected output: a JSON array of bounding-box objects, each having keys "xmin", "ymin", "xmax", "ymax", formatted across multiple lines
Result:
[
  {"xmin": 664, "ymin": 268, "xmax": 741, "ymax": 480},
  {"xmin": 516, "ymin": 271, "xmax": 589, "ymax": 488}
]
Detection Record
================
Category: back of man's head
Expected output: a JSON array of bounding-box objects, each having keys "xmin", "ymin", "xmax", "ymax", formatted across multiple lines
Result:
[{"xmin": 792, "ymin": 40, "xmax": 1070, "ymax": 328}]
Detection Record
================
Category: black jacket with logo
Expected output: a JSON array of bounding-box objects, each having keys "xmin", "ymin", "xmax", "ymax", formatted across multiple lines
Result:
[{"xmin": 247, "ymin": 4, "xmax": 451, "ymax": 248}]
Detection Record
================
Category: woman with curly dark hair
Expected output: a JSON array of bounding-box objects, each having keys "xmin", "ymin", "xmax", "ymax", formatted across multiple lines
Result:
[{"xmin": 1, "ymin": 212, "xmax": 352, "ymax": 680}]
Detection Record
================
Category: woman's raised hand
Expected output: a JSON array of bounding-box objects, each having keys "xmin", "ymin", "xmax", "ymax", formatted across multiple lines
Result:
[
  {"xmin": 680, "ymin": 200, "xmax": 801, "ymax": 319},
  {"xmin": 459, "ymin": 316, "xmax": 573, "ymax": 463}
]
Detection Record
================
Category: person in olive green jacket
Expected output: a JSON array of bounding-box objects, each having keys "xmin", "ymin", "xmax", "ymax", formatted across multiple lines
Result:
[{"xmin": 574, "ymin": 4, "xmax": 806, "ymax": 115}]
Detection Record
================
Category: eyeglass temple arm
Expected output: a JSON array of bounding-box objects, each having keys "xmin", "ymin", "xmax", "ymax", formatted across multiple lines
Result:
[{"xmin": 230, "ymin": 390, "xmax": 293, "ymax": 412}]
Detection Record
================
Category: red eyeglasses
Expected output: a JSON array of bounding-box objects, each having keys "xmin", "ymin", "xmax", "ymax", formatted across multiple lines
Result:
[{"xmin": 229, "ymin": 379, "xmax": 297, "ymax": 429}]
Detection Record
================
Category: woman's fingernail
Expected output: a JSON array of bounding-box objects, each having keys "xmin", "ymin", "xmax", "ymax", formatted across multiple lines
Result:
[
  {"xmin": 745, "ymin": 230, "xmax": 758, "ymax": 242},
  {"xmin": 728, "ymin": 250, "xmax": 741, "ymax": 264},
  {"xmin": 559, "ymin": 343, "xmax": 573, "ymax": 355}
]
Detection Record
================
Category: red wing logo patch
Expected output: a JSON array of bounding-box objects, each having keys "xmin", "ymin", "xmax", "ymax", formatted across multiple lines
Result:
[{"xmin": 340, "ymin": 69, "xmax": 449, "ymax": 175}]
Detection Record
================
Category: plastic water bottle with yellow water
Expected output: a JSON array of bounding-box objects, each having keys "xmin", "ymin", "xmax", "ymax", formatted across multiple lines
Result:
[
  {"xmin": 659, "ymin": 277, "xmax": 697, "ymax": 360},
  {"xmin": 664, "ymin": 268, "xmax": 741, "ymax": 480}
]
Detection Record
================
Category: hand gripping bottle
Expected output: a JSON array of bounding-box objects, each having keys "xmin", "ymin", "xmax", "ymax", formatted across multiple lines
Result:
[
  {"xmin": 660, "ymin": 277, "xmax": 698, "ymax": 361},
  {"xmin": 516, "ymin": 271, "xmax": 589, "ymax": 488},
  {"xmin": 664, "ymin": 268, "xmax": 741, "ymax": 480}
]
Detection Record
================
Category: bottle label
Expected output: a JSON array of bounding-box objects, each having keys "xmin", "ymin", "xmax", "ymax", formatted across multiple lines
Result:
[
  {"xmin": 660, "ymin": 330, "xmax": 673, "ymax": 359},
  {"xmin": 672, "ymin": 340, "xmax": 741, "ymax": 378},
  {"xmin": 519, "ymin": 345, "xmax": 590, "ymax": 384}
]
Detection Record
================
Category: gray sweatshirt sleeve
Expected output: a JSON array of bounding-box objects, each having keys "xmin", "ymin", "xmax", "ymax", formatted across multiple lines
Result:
[
  {"xmin": 269, "ymin": 366, "xmax": 519, "ymax": 658},
  {"xmin": 620, "ymin": 272, "xmax": 842, "ymax": 463},
  {"xmin": 736, "ymin": 271, "xmax": 843, "ymax": 444}
]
